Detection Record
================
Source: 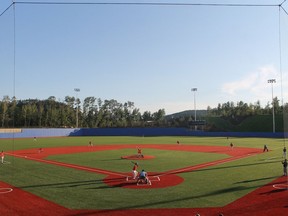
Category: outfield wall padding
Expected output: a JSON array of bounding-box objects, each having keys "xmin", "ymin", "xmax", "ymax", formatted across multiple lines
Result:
[
  {"xmin": 0, "ymin": 128, "xmax": 285, "ymax": 138},
  {"xmin": 80, "ymin": 128, "xmax": 285, "ymax": 138},
  {"xmin": 0, "ymin": 128, "xmax": 22, "ymax": 133}
]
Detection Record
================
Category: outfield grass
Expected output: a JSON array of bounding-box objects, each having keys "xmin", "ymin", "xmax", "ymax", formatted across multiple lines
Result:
[{"xmin": 0, "ymin": 136, "xmax": 286, "ymax": 210}]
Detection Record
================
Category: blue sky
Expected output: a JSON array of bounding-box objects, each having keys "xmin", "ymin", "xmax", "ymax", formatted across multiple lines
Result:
[{"xmin": 1, "ymin": 0, "xmax": 288, "ymax": 115}]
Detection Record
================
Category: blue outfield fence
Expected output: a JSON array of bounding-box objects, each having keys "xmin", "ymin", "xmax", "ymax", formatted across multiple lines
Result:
[{"xmin": 0, "ymin": 128, "xmax": 286, "ymax": 138}]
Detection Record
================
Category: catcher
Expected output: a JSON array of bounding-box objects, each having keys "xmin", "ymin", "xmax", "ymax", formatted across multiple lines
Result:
[{"xmin": 137, "ymin": 169, "xmax": 151, "ymax": 185}]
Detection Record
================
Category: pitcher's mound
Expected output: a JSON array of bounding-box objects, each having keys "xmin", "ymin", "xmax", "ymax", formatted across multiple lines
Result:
[{"xmin": 121, "ymin": 155, "xmax": 155, "ymax": 160}]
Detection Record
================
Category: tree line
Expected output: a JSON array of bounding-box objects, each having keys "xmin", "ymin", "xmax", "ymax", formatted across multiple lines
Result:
[
  {"xmin": 0, "ymin": 95, "xmax": 286, "ymax": 129},
  {"xmin": 163, "ymin": 97, "xmax": 286, "ymax": 128},
  {"xmin": 0, "ymin": 95, "xmax": 166, "ymax": 128},
  {"xmin": 207, "ymin": 97, "xmax": 284, "ymax": 122}
]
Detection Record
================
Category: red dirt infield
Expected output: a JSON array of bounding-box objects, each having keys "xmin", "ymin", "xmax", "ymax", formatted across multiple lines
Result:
[
  {"xmin": 1, "ymin": 144, "xmax": 288, "ymax": 215},
  {"xmin": 104, "ymin": 172, "xmax": 184, "ymax": 189}
]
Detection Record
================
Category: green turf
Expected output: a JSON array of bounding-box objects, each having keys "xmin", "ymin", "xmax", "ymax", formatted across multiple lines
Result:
[{"xmin": 0, "ymin": 136, "xmax": 286, "ymax": 210}]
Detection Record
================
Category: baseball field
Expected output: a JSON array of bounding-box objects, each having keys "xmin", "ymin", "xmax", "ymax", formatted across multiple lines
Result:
[{"xmin": 0, "ymin": 136, "xmax": 287, "ymax": 215}]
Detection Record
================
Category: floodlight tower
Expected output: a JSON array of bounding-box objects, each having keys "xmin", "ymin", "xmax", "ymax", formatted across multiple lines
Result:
[
  {"xmin": 267, "ymin": 79, "xmax": 276, "ymax": 133},
  {"xmin": 191, "ymin": 88, "xmax": 197, "ymax": 130},
  {"xmin": 74, "ymin": 88, "xmax": 80, "ymax": 128}
]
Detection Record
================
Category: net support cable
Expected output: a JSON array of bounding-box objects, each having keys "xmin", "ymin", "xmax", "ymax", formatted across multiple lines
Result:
[
  {"xmin": 0, "ymin": 1, "xmax": 284, "ymax": 9},
  {"xmin": 1, "ymin": 1, "xmax": 287, "ymax": 17}
]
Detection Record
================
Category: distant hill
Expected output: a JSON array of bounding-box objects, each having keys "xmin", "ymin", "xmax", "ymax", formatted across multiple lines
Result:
[{"xmin": 165, "ymin": 110, "xmax": 207, "ymax": 119}]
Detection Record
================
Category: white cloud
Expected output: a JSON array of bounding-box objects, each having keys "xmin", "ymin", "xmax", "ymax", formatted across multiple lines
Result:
[
  {"xmin": 221, "ymin": 65, "xmax": 284, "ymax": 105},
  {"xmin": 221, "ymin": 65, "xmax": 278, "ymax": 95}
]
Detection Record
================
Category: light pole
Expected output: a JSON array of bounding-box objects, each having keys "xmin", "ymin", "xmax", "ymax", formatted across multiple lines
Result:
[
  {"xmin": 267, "ymin": 79, "xmax": 276, "ymax": 133},
  {"xmin": 191, "ymin": 88, "xmax": 197, "ymax": 130},
  {"xmin": 74, "ymin": 88, "xmax": 80, "ymax": 128}
]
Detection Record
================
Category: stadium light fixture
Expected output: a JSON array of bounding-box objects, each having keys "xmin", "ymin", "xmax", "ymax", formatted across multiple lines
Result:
[
  {"xmin": 191, "ymin": 88, "xmax": 197, "ymax": 130},
  {"xmin": 267, "ymin": 79, "xmax": 276, "ymax": 133},
  {"xmin": 74, "ymin": 88, "xmax": 80, "ymax": 128}
]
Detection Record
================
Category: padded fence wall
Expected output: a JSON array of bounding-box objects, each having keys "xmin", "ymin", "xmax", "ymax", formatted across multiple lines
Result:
[{"xmin": 81, "ymin": 128, "xmax": 284, "ymax": 138}]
